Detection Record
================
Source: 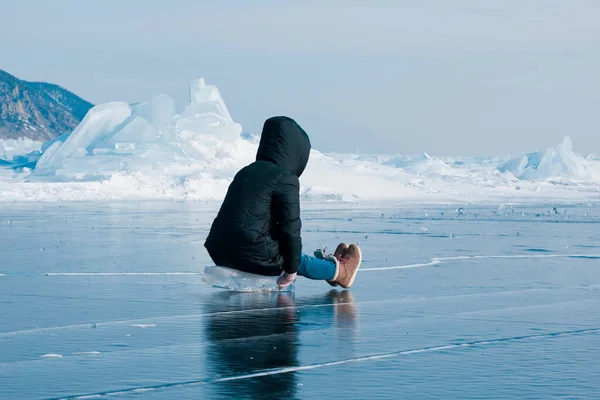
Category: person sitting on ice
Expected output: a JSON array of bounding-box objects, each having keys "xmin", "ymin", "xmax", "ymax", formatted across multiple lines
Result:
[{"xmin": 204, "ymin": 116, "xmax": 362, "ymax": 290}]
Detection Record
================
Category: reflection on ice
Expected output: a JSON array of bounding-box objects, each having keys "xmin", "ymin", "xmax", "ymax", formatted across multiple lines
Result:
[{"xmin": 202, "ymin": 290, "xmax": 358, "ymax": 399}]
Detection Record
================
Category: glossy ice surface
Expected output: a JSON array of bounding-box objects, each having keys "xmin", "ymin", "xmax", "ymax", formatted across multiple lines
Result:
[{"xmin": 1, "ymin": 201, "xmax": 599, "ymax": 399}]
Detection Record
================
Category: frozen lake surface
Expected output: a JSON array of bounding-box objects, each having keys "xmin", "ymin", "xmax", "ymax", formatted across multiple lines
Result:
[{"xmin": 1, "ymin": 201, "xmax": 599, "ymax": 399}]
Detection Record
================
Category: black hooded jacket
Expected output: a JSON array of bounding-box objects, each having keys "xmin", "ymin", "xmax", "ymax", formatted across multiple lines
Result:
[{"xmin": 204, "ymin": 116, "xmax": 311, "ymax": 276}]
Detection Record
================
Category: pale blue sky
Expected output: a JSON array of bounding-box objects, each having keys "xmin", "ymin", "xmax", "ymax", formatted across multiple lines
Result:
[{"xmin": 2, "ymin": 0, "xmax": 600, "ymax": 156}]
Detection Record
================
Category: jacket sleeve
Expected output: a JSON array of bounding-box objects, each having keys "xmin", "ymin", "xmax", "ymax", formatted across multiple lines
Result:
[{"xmin": 272, "ymin": 172, "xmax": 302, "ymax": 274}]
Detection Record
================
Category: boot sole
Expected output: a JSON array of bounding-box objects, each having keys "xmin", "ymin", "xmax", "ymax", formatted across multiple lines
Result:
[{"xmin": 340, "ymin": 245, "xmax": 362, "ymax": 289}]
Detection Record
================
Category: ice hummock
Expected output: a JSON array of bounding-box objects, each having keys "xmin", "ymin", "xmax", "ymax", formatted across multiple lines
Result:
[
  {"xmin": 498, "ymin": 137, "xmax": 600, "ymax": 181},
  {"xmin": 35, "ymin": 102, "xmax": 133, "ymax": 174},
  {"xmin": 1, "ymin": 78, "xmax": 600, "ymax": 203},
  {"xmin": 178, "ymin": 78, "xmax": 242, "ymax": 142},
  {"xmin": 11, "ymin": 78, "xmax": 246, "ymax": 182},
  {"xmin": 0, "ymin": 139, "xmax": 42, "ymax": 162},
  {"xmin": 202, "ymin": 266, "xmax": 294, "ymax": 292},
  {"xmin": 377, "ymin": 153, "xmax": 458, "ymax": 176}
]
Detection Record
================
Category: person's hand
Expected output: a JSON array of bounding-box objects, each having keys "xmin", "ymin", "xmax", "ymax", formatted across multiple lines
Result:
[{"xmin": 277, "ymin": 272, "xmax": 297, "ymax": 289}]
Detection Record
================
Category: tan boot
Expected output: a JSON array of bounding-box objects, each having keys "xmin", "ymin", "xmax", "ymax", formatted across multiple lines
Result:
[
  {"xmin": 327, "ymin": 243, "xmax": 349, "ymax": 287},
  {"xmin": 331, "ymin": 244, "xmax": 362, "ymax": 289},
  {"xmin": 334, "ymin": 243, "xmax": 350, "ymax": 258}
]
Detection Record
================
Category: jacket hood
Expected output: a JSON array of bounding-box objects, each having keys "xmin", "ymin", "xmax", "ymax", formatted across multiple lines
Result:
[{"xmin": 256, "ymin": 116, "xmax": 311, "ymax": 177}]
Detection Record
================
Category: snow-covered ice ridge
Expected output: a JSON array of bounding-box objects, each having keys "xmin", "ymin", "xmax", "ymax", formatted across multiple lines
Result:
[
  {"xmin": 1, "ymin": 78, "xmax": 599, "ymax": 203},
  {"xmin": 0, "ymin": 138, "xmax": 42, "ymax": 162}
]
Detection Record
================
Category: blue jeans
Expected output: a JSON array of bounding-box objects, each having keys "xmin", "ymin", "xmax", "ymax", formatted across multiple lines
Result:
[{"xmin": 297, "ymin": 254, "xmax": 336, "ymax": 280}]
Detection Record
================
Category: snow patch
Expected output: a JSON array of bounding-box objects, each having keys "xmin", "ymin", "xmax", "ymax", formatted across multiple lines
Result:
[{"xmin": 40, "ymin": 353, "xmax": 63, "ymax": 359}]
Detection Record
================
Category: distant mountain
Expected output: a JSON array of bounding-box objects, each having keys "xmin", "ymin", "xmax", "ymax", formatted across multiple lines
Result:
[{"xmin": 0, "ymin": 69, "xmax": 94, "ymax": 141}]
